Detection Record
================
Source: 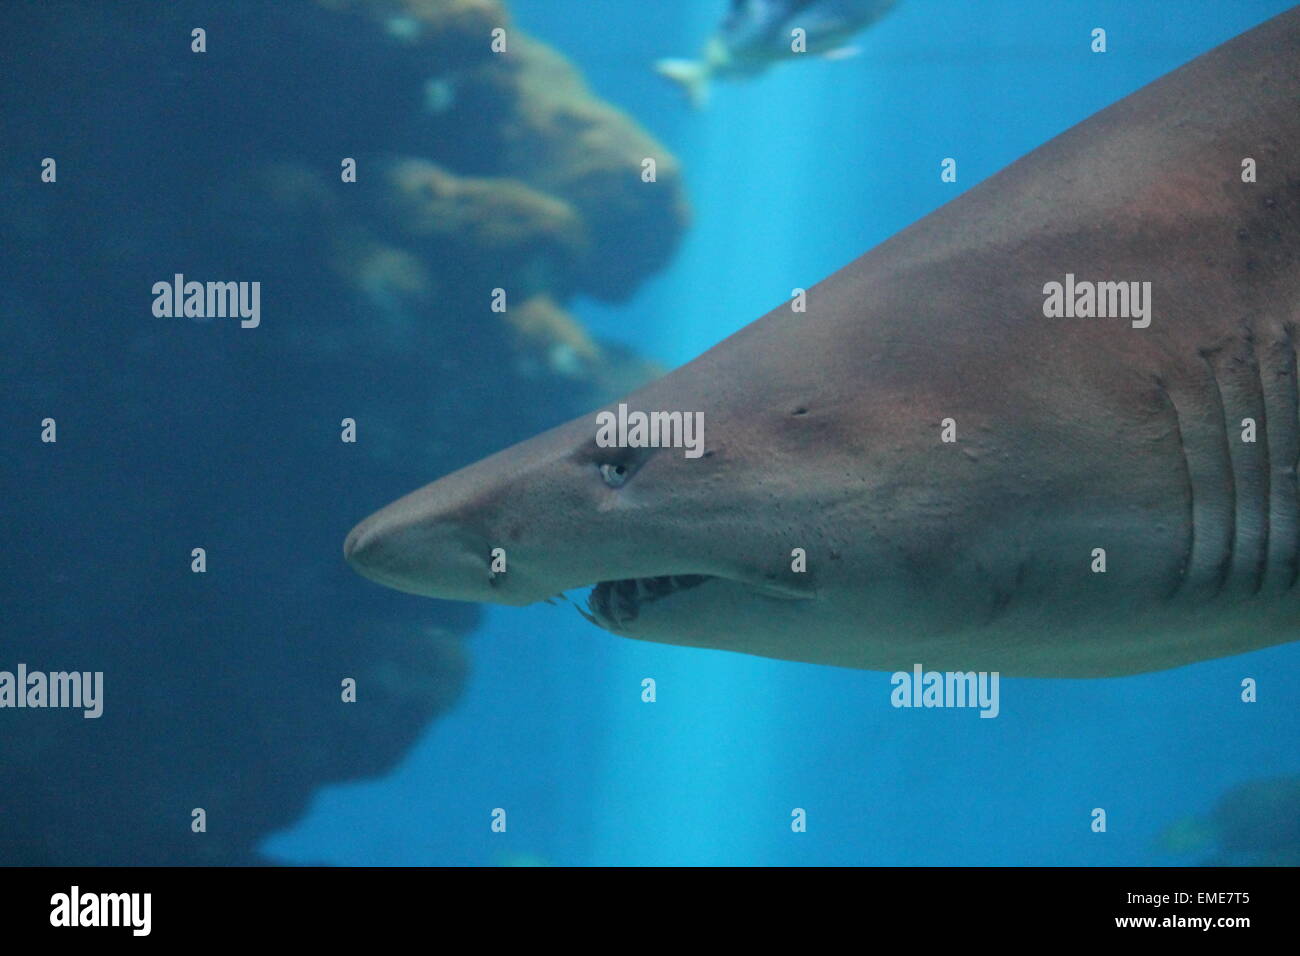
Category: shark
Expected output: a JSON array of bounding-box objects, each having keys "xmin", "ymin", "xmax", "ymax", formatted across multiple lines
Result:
[{"xmin": 346, "ymin": 8, "xmax": 1300, "ymax": 678}]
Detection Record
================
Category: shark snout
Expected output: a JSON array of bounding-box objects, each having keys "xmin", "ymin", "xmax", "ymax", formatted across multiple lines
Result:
[
  {"xmin": 344, "ymin": 508, "xmax": 427, "ymax": 594},
  {"xmin": 344, "ymin": 489, "xmax": 507, "ymax": 602},
  {"xmin": 342, "ymin": 515, "xmax": 388, "ymax": 570},
  {"xmin": 344, "ymin": 414, "xmax": 717, "ymax": 608},
  {"xmin": 344, "ymin": 443, "xmax": 578, "ymax": 605}
]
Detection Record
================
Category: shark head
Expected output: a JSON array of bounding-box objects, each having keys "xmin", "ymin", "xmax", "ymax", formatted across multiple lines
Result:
[
  {"xmin": 342, "ymin": 309, "xmax": 995, "ymax": 673},
  {"xmin": 343, "ymin": 361, "xmax": 840, "ymax": 659}
]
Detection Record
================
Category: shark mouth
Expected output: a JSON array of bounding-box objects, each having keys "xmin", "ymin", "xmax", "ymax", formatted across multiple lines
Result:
[{"xmin": 585, "ymin": 574, "xmax": 711, "ymax": 628}]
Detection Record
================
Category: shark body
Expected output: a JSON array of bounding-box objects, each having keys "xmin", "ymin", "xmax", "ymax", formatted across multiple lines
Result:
[{"xmin": 347, "ymin": 10, "xmax": 1300, "ymax": 677}]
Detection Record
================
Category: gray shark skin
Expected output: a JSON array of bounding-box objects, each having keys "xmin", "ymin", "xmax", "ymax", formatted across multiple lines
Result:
[{"xmin": 346, "ymin": 9, "xmax": 1300, "ymax": 677}]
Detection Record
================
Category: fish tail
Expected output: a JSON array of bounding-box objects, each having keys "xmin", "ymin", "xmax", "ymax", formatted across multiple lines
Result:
[{"xmin": 654, "ymin": 57, "xmax": 710, "ymax": 108}]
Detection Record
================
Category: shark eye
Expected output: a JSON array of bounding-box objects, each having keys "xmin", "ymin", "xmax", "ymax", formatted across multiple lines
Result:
[{"xmin": 599, "ymin": 462, "xmax": 629, "ymax": 488}]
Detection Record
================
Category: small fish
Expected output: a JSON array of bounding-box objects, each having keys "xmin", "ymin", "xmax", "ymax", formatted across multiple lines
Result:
[{"xmin": 655, "ymin": 0, "xmax": 898, "ymax": 107}]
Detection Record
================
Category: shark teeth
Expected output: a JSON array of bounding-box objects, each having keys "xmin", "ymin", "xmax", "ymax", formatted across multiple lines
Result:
[{"xmin": 586, "ymin": 575, "xmax": 709, "ymax": 628}]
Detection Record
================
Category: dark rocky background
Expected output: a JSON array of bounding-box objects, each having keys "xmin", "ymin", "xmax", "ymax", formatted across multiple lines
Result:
[{"xmin": 0, "ymin": 0, "xmax": 687, "ymax": 864}]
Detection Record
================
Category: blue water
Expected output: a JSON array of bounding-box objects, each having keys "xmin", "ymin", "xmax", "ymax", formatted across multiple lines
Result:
[{"xmin": 266, "ymin": 0, "xmax": 1300, "ymax": 865}]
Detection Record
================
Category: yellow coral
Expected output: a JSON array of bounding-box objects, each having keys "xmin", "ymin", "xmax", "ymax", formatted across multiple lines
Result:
[{"xmin": 507, "ymin": 294, "xmax": 600, "ymax": 367}]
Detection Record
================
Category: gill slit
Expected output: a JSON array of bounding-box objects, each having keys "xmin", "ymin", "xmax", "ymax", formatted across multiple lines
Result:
[{"xmin": 1200, "ymin": 351, "xmax": 1235, "ymax": 596}]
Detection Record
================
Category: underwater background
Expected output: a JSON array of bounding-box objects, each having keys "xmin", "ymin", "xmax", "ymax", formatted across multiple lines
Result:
[{"xmin": 2, "ymin": 0, "xmax": 1298, "ymax": 866}]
